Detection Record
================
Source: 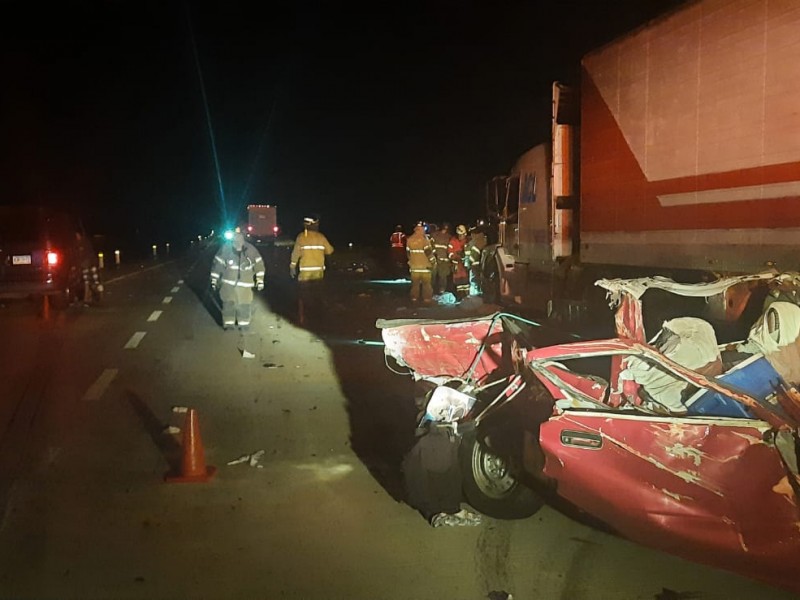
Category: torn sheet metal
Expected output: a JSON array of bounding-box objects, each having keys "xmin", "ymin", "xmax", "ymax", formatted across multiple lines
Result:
[{"xmin": 379, "ymin": 314, "xmax": 505, "ymax": 382}]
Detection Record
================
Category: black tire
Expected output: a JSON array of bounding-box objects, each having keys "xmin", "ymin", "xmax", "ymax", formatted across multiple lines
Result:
[{"xmin": 459, "ymin": 429, "xmax": 543, "ymax": 519}]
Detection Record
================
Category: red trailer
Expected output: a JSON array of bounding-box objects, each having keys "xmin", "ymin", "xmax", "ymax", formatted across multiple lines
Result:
[{"xmin": 486, "ymin": 0, "xmax": 800, "ymax": 321}]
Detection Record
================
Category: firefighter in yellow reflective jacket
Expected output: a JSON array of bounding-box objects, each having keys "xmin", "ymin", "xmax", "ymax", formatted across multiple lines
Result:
[
  {"xmin": 465, "ymin": 226, "xmax": 487, "ymax": 296},
  {"xmin": 290, "ymin": 216, "xmax": 334, "ymax": 325},
  {"xmin": 210, "ymin": 231, "xmax": 265, "ymax": 330},
  {"xmin": 406, "ymin": 222, "xmax": 435, "ymax": 304}
]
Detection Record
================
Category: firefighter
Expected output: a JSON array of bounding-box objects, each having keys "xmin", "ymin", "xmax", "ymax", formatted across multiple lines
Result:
[
  {"xmin": 389, "ymin": 224, "xmax": 407, "ymax": 278},
  {"xmin": 431, "ymin": 222, "xmax": 452, "ymax": 295},
  {"xmin": 290, "ymin": 216, "xmax": 334, "ymax": 326},
  {"xmin": 406, "ymin": 222, "xmax": 435, "ymax": 304},
  {"xmin": 465, "ymin": 225, "xmax": 487, "ymax": 296},
  {"xmin": 448, "ymin": 224, "xmax": 470, "ymax": 299},
  {"xmin": 210, "ymin": 230, "xmax": 265, "ymax": 330}
]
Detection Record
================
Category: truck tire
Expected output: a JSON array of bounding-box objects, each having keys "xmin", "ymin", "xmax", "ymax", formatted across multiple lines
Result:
[{"xmin": 459, "ymin": 429, "xmax": 543, "ymax": 519}]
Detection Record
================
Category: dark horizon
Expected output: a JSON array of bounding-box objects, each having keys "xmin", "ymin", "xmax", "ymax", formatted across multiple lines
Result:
[{"xmin": 1, "ymin": 1, "xmax": 685, "ymax": 250}]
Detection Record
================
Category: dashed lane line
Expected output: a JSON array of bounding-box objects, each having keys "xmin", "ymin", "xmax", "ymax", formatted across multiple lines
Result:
[
  {"xmin": 171, "ymin": 286, "xmax": 180, "ymax": 293},
  {"xmin": 162, "ymin": 296, "xmax": 173, "ymax": 304},
  {"xmin": 147, "ymin": 310, "xmax": 163, "ymax": 322},
  {"xmin": 82, "ymin": 368, "xmax": 119, "ymax": 401},
  {"xmin": 124, "ymin": 332, "xmax": 147, "ymax": 349}
]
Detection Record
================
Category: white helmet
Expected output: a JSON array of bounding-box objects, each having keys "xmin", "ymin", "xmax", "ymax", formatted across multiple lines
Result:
[{"xmin": 456, "ymin": 224, "xmax": 467, "ymax": 235}]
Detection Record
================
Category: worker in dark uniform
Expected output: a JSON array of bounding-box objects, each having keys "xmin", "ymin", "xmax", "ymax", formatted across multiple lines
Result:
[
  {"xmin": 431, "ymin": 222, "xmax": 452, "ymax": 295},
  {"xmin": 389, "ymin": 224, "xmax": 407, "ymax": 279}
]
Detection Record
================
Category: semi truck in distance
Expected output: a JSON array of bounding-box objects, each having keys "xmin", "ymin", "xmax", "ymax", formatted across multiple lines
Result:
[
  {"xmin": 484, "ymin": 0, "xmax": 800, "ymax": 323},
  {"xmin": 246, "ymin": 204, "xmax": 279, "ymax": 244}
]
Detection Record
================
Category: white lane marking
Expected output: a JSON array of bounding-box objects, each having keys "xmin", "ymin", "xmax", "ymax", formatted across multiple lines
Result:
[
  {"xmin": 177, "ymin": 279, "xmax": 184, "ymax": 284},
  {"xmin": 82, "ymin": 368, "xmax": 119, "ymax": 401},
  {"xmin": 124, "ymin": 332, "xmax": 147, "ymax": 349},
  {"xmin": 171, "ymin": 286, "xmax": 180, "ymax": 293},
  {"xmin": 147, "ymin": 310, "xmax": 162, "ymax": 322},
  {"xmin": 162, "ymin": 296, "xmax": 173, "ymax": 304}
]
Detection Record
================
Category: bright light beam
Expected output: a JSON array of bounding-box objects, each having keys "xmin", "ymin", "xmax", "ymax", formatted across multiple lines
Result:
[{"xmin": 186, "ymin": 5, "xmax": 227, "ymax": 225}]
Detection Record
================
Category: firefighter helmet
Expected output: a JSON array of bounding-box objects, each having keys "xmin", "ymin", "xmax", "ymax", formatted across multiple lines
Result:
[{"xmin": 456, "ymin": 224, "xmax": 467, "ymax": 235}]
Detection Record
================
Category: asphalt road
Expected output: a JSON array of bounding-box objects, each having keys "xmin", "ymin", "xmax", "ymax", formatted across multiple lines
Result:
[{"xmin": 0, "ymin": 246, "xmax": 794, "ymax": 600}]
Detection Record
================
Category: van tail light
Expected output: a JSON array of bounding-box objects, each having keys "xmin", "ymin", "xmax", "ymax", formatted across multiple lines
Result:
[{"xmin": 46, "ymin": 251, "xmax": 60, "ymax": 267}]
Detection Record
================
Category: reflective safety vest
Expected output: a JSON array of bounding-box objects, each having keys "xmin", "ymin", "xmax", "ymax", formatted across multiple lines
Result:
[
  {"xmin": 447, "ymin": 236, "xmax": 468, "ymax": 281},
  {"xmin": 390, "ymin": 231, "xmax": 407, "ymax": 248},
  {"xmin": 465, "ymin": 232, "xmax": 487, "ymax": 268},
  {"xmin": 290, "ymin": 229, "xmax": 335, "ymax": 282},
  {"xmin": 211, "ymin": 242, "xmax": 265, "ymax": 289},
  {"xmin": 406, "ymin": 232, "xmax": 434, "ymax": 273}
]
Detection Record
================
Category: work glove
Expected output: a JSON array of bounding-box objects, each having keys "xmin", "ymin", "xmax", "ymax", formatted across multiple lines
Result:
[
  {"xmin": 256, "ymin": 281, "xmax": 264, "ymax": 291},
  {"xmin": 210, "ymin": 279, "xmax": 218, "ymax": 292},
  {"xmin": 289, "ymin": 265, "xmax": 297, "ymax": 279}
]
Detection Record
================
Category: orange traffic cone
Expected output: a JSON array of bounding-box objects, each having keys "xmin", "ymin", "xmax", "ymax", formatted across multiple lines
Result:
[{"xmin": 165, "ymin": 409, "xmax": 216, "ymax": 483}]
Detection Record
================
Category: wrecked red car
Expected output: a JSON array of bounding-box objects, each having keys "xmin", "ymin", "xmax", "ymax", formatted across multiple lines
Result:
[{"xmin": 378, "ymin": 272, "xmax": 800, "ymax": 594}]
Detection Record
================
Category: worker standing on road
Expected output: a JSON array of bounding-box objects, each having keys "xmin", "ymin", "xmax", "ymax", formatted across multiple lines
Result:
[
  {"xmin": 290, "ymin": 216, "xmax": 334, "ymax": 326},
  {"xmin": 389, "ymin": 224, "xmax": 407, "ymax": 279},
  {"xmin": 465, "ymin": 225, "xmax": 487, "ymax": 296},
  {"xmin": 210, "ymin": 230, "xmax": 265, "ymax": 330},
  {"xmin": 448, "ymin": 224, "xmax": 470, "ymax": 299},
  {"xmin": 406, "ymin": 222, "xmax": 435, "ymax": 305},
  {"xmin": 75, "ymin": 231, "xmax": 104, "ymax": 304},
  {"xmin": 431, "ymin": 222, "xmax": 452, "ymax": 295}
]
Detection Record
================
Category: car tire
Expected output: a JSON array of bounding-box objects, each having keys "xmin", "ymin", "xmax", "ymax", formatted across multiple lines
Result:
[{"xmin": 459, "ymin": 429, "xmax": 543, "ymax": 520}]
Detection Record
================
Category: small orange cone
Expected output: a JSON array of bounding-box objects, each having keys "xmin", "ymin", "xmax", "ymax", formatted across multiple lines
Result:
[{"xmin": 165, "ymin": 409, "xmax": 216, "ymax": 483}]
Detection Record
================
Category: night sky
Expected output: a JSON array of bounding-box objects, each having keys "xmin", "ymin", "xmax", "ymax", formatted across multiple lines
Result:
[{"xmin": 1, "ymin": 0, "xmax": 684, "ymax": 250}]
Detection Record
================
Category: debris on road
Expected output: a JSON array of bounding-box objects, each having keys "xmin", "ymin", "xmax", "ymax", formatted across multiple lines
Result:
[
  {"xmin": 434, "ymin": 292, "xmax": 456, "ymax": 305},
  {"xmin": 227, "ymin": 450, "xmax": 266, "ymax": 468},
  {"xmin": 263, "ymin": 362, "xmax": 284, "ymax": 369},
  {"xmin": 242, "ymin": 349, "xmax": 256, "ymax": 358}
]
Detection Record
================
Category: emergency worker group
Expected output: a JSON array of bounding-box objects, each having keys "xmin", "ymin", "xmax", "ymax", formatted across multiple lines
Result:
[
  {"xmin": 209, "ymin": 214, "xmax": 486, "ymax": 332},
  {"xmin": 391, "ymin": 221, "xmax": 488, "ymax": 305},
  {"xmin": 210, "ymin": 216, "xmax": 334, "ymax": 330}
]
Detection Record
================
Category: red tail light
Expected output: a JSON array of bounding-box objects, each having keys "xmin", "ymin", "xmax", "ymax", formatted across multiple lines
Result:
[{"xmin": 46, "ymin": 251, "xmax": 59, "ymax": 266}]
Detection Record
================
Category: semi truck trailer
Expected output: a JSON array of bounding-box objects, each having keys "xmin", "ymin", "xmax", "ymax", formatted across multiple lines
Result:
[
  {"xmin": 486, "ymin": 0, "xmax": 800, "ymax": 322},
  {"xmin": 246, "ymin": 204, "xmax": 279, "ymax": 244}
]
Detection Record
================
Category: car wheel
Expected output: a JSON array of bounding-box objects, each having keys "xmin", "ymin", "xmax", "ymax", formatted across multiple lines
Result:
[{"xmin": 459, "ymin": 429, "xmax": 543, "ymax": 519}]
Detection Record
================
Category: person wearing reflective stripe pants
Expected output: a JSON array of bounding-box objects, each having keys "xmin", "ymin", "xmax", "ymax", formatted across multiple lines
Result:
[
  {"xmin": 431, "ymin": 222, "xmax": 452, "ymax": 294},
  {"xmin": 210, "ymin": 231, "xmax": 265, "ymax": 330},
  {"xmin": 290, "ymin": 216, "xmax": 334, "ymax": 326},
  {"xmin": 406, "ymin": 222, "xmax": 435, "ymax": 304},
  {"xmin": 465, "ymin": 225, "xmax": 487, "ymax": 296},
  {"xmin": 448, "ymin": 224, "xmax": 469, "ymax": 300}
]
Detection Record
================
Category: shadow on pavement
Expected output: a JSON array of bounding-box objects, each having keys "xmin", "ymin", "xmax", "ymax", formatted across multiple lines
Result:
[{"xmin": 125, "ymin": 390, "xmax": 182, "ymax": 474}]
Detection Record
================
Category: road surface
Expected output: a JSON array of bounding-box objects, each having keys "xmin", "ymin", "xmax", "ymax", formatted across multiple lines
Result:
[{"xmin": 0, "ymin": 246, "xmax": 794, "ymax": 600}]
